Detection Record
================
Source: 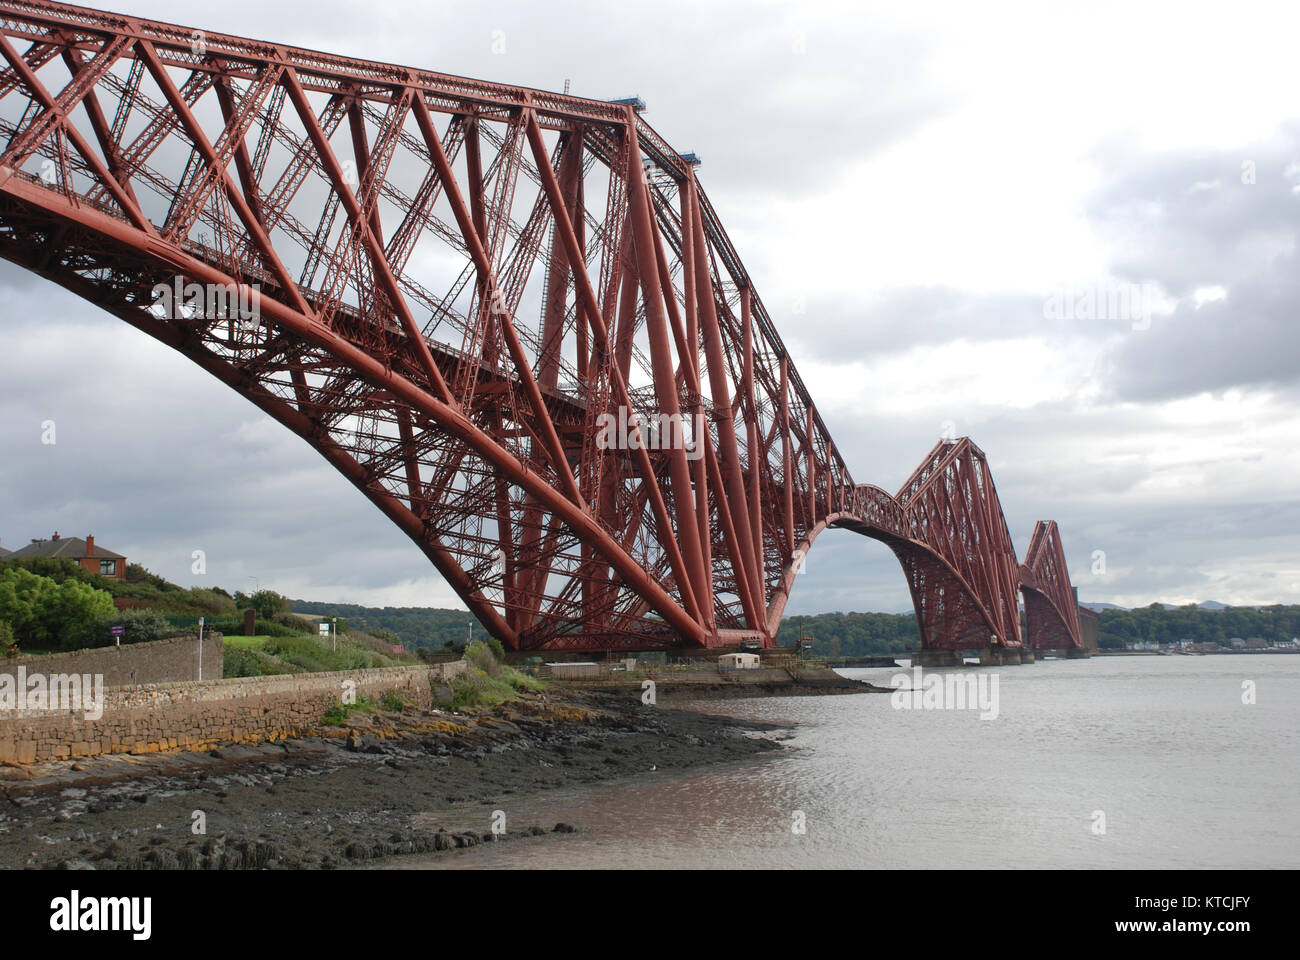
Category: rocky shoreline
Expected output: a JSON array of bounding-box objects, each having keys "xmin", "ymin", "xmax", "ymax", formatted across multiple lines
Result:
[{"xmin": 0, "ymin": 687, "xmax": 799, "ymax": 870}]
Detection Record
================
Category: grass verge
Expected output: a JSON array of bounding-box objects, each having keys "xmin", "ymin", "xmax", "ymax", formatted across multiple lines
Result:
[{"xmin": 436, "ymin": 641, "xmax": 547, "ymax": 709}]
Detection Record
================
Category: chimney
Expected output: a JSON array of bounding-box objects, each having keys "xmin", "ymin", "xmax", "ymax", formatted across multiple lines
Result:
[
  {"xmin": 86, "ymin": 534, "xmax": 95, "ymax": 557},
  {"xmin": 52, "ymin": 531, "xmax": 60, "ymax": 541}
]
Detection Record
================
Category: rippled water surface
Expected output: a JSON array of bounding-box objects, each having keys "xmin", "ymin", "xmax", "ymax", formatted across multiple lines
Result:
[{"xmin": 388, "ymin": 655, "xmax": 1300, "ymax": 869}]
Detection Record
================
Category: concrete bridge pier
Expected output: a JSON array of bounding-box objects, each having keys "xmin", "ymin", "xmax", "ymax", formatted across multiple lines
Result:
[
  {"xmin": 1065, "ymin": 647, "xmax": 1092, "ymax": 659},
  {"xmin": 979, "ymin": 647, "xmax": 1026, "ymax": 665},
  {"xmin": 911, "ymin": 649, "xmax": 964, "ymax": 668},
  {"xmin": 1020, "ymin": 648, "xmax": 1036, "ymax": 663}
]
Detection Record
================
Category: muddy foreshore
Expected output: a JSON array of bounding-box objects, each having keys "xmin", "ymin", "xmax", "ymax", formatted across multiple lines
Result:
[{"xmin": 0, "ymin": 686, "xmax": 827, "ymax": 870}]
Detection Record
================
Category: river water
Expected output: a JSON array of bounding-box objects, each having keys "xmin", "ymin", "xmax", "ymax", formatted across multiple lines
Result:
[{"xmin": 387, "ymin": 654, "xmax": 1300, "ymax": 869}]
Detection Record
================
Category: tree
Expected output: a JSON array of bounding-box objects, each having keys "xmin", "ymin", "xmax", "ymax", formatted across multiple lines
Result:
[
  {"xmin": 0, "ymin": 555, "xmax": 103, "ymax": 588},
  {"xmin": 0, "ymin": 567, "xmax": 49, "ymax": 643},
  {"xmin": 48, "ymin": 578, "xmax": 117, "ymax": 649},
  {"xmin": 124, "ymin": 563, "xmax": 174, "ymax": 590},
  {"xmin": 0, "ymin": 568, "xmax": 115, "ymax": 649},
  {"xmin": 248, "ymin": 589, "xmax": 289, "ymax": 620}
]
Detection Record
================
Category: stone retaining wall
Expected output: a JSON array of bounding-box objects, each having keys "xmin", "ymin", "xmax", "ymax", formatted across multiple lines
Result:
[
  {"xmin": 0, "ymin": 661, "xmax": 466, "ymax": 765},
  {"xmin": 2, "ymin": 632, "xmax": 223, "ymax": 686}
]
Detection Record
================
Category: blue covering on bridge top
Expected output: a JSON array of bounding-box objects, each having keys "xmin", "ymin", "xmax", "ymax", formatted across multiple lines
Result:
[{"xmin": 608, "ymin": 95, "xmax": 647, "ymax": 112}]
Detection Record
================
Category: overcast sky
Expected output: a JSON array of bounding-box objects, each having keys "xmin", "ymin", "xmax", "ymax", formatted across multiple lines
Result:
[{"xmin": 2, "ymin": 0, "xmax": 1298, "ymax": 615}]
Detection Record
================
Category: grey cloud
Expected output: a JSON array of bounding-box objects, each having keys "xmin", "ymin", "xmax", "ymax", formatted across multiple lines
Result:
[
  {"xmin": 108, "ymin": 0, "xmax": 952, "ymax": 200},
  {"xmin": 781, "ymin": 286, "xmax": 1119, "ymax": 364},
  {"xmin": 1089, "ymin": 127, "xmax": 1300, "ymax": 401}
]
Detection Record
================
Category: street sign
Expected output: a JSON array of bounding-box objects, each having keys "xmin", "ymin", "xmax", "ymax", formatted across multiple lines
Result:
[
  {"xmin": 319, "ymin": 623, "xmax": 330, "ymax": 637},
  {"xmin": 110, "ymin": 626, "xmax": 125, "ymax": 637}
]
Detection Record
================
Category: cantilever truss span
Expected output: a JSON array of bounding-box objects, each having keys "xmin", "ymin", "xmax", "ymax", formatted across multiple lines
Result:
[{"xmin": 0, "ymin": 0, "xmax": 1084, "ymax": 652}]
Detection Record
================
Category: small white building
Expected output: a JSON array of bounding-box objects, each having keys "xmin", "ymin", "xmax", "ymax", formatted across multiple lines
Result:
[
  {"xmin": 718, "ymin": 652, "xmax": 761, "ymax": 670},
  {"xmin": 540, "ymin": 661, "xmax": 602, "ymax": 679}
]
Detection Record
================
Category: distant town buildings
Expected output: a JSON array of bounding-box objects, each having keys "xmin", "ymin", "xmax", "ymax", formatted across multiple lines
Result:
[
  {"xmin": 4, "ymin": 532, "xmax": 127, "ymax": 579},
  {"xmin": 1121, "ymin": 637, "xmax": 1298, "ymax": 653}
]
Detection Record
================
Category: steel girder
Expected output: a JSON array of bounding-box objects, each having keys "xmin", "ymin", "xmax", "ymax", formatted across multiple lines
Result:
[
  {"xmin": 805, "ymin": 439, "xmax": 1027, "ymax": 650},
  {"xmin": 1020, "ymin": 520, "xmax": 1084, "ymax": 649},
  {"xmin": 0, "ymin": 1, "xmax": 1081, "ymax": 653}
]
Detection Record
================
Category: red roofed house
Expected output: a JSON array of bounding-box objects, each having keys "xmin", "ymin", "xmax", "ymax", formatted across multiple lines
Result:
[{"xmin": 8, "ymin": 532, "xmax": 127, "ymax": 579}]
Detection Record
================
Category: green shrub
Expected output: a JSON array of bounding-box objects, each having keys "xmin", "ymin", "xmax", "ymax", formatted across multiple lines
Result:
[
  {"xmin": 464, "ymin": 639, "xmax": 501, "ymax": 677},
  {"xmin": 124, "ymin": 563, "xmax": 174, "ymax": 589},
  {"xmin": 223, "ymin": 647, "xmax": 297, "ymax": 677},
  {"xmin": 183, "ymin": 587, "xmax": 237, "ymax": 616},
  {"xmin": 380, "ymin": 690, "xmax": 410, "ymax": 712},
  {"xmin": 0, "ymin": 567, "xmax": 117, "ymax": 649},
  {"xmin": 234, "ymin": 589, "xmax": 290, "ymax": 620},
  {"xmin": 261, "ymin": 633, "xmax": 377, "ymax": 673},
  {"xmin": 272, "ymin": 612, "xmax": 316, "ymax": 630},
  {"xmin": 93, "ymin": 608, "xmax": 173, "ymax": 648},
  {"xmin": 0, "ymin": 556, "xmax": 105, "ymax": 590},
  {"xmin": 501, "ymin": 665, "xmax": 546, "ymax": 693},
  {"xmin": 321, "ymin": 695, "xmax": 377, "ymax": 726},
  {"xmin": 445, "ymin": 659, "xmax": 544, "ymax": 710},
  {"xmin": 449, "ymin": 667, "xmax": 516, "ymax": 709},
  {"xmin": 186, "ymin": 616, "xmax": 304, "ymax": 639}
]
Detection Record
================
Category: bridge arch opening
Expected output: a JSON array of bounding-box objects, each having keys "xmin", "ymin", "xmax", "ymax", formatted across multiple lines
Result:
[{"xmin": 769, "ymin": 514, "xmax": 1011, "ymax": 653}]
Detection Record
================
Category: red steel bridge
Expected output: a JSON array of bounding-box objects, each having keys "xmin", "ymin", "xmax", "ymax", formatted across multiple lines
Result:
[{"xmin": 0, "ymin": 1, "xmax": 1086, "ymax": 654}]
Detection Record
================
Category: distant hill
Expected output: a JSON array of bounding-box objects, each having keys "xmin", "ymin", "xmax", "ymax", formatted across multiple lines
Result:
[
  {"xmin": 1086, "ymin": 600, "xmax": 1259, "ymax": 613},
  {"xmin": 1155, "ymin": 600, "xmax": 1261, "ymax": 611},
  {"xmin": 290, "ymin": 600, "xmax": 479, "ymax": 650},
  {"xmin": 284, "ymin": 598, "xmax": 1300, "ymax": 653}
]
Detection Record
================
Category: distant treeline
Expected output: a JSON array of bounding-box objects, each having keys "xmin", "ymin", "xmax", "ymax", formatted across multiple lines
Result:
[
  {"xmin": 290, "ymin": 600, "xmax": 478, "ymax": 650},
  {"xmin": 291, "ymin": 600, "xmax": 923, "ymax": 654},
  {"xmin": 777, "ymin": 611, "xmax": 919, "ymax": 656},
  {"xmin": 286, "ymin": 598, "xmax": 1300, "ymax": 654},
  {"xmin": 1095, "ymin": 603, "xmax": 1300, "ymax": 648}
]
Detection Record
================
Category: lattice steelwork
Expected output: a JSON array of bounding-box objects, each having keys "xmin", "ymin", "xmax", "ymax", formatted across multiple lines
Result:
[
  {"xmin": 1020, "ymin": 520, "xmax": 1085, "ymax": 650},
  {"xmin": 0, "ymin": 1, "xmax": 1082, "ymax": 652}
]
